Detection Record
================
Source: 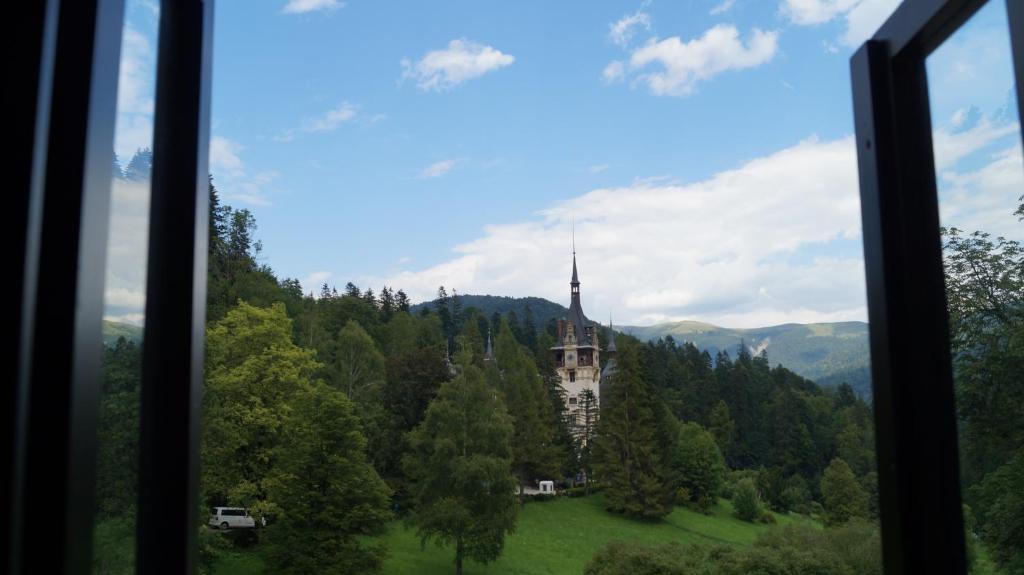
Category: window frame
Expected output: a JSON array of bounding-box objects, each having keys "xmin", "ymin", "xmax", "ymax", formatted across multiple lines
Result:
[
  {"xmin": 8, "ymin": 0, "xmax": 213, "ymax": 573},
  {"xmin": 850, "ymin": 0, "xmax": 1024, "ymax": 572}
]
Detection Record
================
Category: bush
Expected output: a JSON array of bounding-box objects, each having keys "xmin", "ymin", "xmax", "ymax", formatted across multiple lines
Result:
[
  {"xmin": 755, "ymin": 521, "xmax": 881, "ymax": 575},
  {"xmin": 584, "ymin": 541, "xmax": 704, "ymax": 575},
  {"xmin": 732, "ymin": 478, "xmax": 762, "ymax": 522},
  {"xmin": 675, "ymin": 487, "xmax": 692, "ymax": 506},
  {"xmin": 757, "ymin": 510, "xmax": 776, "ymax": 524}
]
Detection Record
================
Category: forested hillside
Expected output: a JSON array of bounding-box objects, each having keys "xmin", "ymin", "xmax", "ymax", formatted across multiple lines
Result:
[
  {"xmin": 407, "ymin": 294, "xmax": 872, "ymax": 397},
  {"xmin": 623, "ymin": 320, "xmax": 871, "ymax": 398}
]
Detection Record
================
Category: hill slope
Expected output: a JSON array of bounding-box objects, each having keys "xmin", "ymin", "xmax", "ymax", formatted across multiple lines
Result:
[
  {"xmin": 411, "ymin": 294, "xmax": 574, "ymax": 328},
  {"xmin": 622, "ymin": 320, "xmax": 871, "ymax": 397},
  {"xmin": 102, "ymin": 320, "xmax": 143, "ymax": 346}
]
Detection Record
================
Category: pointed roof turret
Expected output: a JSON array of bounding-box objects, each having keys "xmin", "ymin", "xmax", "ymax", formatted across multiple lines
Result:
[
  {"xmin": 571, "ymin": 253, "xmax": 579, "ymax": 286},
  {"xmin": 606, "ymin": 316, "xmax": 617, "ymax": 353}
]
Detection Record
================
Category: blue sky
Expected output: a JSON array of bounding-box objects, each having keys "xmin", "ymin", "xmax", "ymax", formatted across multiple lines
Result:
[{"xmin": 104, "ymin": 0, "xmax": 1022, "ymax": 327}]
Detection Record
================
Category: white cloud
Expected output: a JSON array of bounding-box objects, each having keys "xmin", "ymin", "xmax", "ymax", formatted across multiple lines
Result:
[
  {"xmin": 939, "ymin": 144, "xmax": 1024, "ymax": 241},
  {"xmin": 840, "ymin": 0, "xmax": 900, "ymax": 46},
  {"xmin": 932, "ymin": 119, "xmax": 1019, "ymax": 171},
  {"xmin": 602, "ymin": 61, "xmax": 626, "ymax": 83},
  {"xmin": 104, "ymin": 313, "xmax": 146, "ymax": 326},
  {"xmin": 378, "ymin": 117, "xmax": 1019, "ymax": 327},
  {"xmin": 302, "ymin": 271, "xmax": 334, "ymax": 295},
  {"xmin": 418, "ymin": 159, "xmax": 458, "ymax": 179},
  {"xmin": 209, "ymin": 136, "xmax": 281, "ymax": 206},
  {"xmin": 210, "ymin": 136, "xmax": 244, "ymax": 175},
  {"xmin": 114, "ymin": 24, "xmax": 156, "ymax": 162},
  {"xmin": 303, "ymin": 102, "xmax": 358, "ymax": 132},
  {"xmin": 626, "ymin": 25, "xmax": 779, "ymax": 96},
  {"xmin": 381, "ymin": 136, "xmax": 866, "ymax": 328},
  {"xmin": 103, "ymin": 177, "xmax": 151, "ymax": 324},
  {"xmin": 401, "ymin": 39, "xmax": 514, "ymax": 92},
  {"xmin": 282, "ymin": 0, "xmax": 343, "ymax": 14},
  {"xmin": 780, "ymin": 0, "xmax": 900, "ymax": 48},
  {"xmin": 609, "ymin": 11, "xmax": 651, "ymax": 47},
  {"xmin": 781, "ymin": 0, "xmax": 859, "ymax": 25},
  {"xmin": 588, "ymin": 164, "xmax": 610, "ymax": 174},
  {"xmin": 710, "ymin": 0, "xmax": 737, "ymax": 15}
]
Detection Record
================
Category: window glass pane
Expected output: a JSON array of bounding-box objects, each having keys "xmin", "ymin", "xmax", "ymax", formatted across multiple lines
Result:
[
  {"xmin": 93, "ymin": 0, "xmax": 159, "ymax": 572},
  {"xmin": 202, "ymin": 1, "xmax": 887, "ymax": 572},
  {"xmin": 927, "ymin": 1, "xmax": 1024, "ymax": 571}
]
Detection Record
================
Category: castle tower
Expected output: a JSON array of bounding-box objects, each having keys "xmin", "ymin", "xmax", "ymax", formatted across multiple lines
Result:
[{"xmin": 552, "ymin": 252, "xmax": 600, "ymax": 435}]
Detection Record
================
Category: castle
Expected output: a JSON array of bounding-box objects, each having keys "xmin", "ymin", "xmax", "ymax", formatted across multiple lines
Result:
[{"xmin": 550, "ymin": 252, "xmax": 616, "ymax": 436}]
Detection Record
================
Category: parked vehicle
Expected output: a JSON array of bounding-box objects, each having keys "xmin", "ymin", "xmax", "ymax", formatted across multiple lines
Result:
[{"xmin": 209, "ymin": 507, "xmax": 258, "ymax": 530}]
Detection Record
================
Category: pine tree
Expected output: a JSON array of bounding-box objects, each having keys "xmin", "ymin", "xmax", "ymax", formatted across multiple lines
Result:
[
  {"xmin": 395, "ymin": 289, "xmax": 411, "ymax": 312},
  {"xmin": 363, "ymin": 288, "xmax": 377, "ymax": 308},
  {"xmin": 320, "ymin": 282, "xmax": 333, "ymax": 300},
  {"xmin": 124, "ymin": 147, "xmax": 153, "ymax": 181},
  {"xmin": 380, "ymin": 286, "xmax": 396, "ymax": 322},
  {"xmin": 707, "ymin": 400, "xmax": 735, "ymax": 459},
  {"xmin": 592, "ymin": 343, "xmax": 675, "ymax": 519},
  {"xmin": 494, "ymin": 322, "xmax": 561, "ymax": 503},
  {"xmin": 344, "ymin": 282, "xmax": 361, "ymax": 298},
  {"xmin": 403, "ymin": 359, "xmax": 518, "ymax": 575},
  {"xmin": 577, "ymin": 388, "xmax": 599, "ymax": 492}
]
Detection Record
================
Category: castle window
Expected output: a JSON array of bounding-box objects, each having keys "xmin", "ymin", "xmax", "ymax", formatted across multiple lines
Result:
[
  {"xmin": 569, "ymin": 396, "xmax": 577, "ymax": 406},
  {"xmin": 569, "ymin": 370, "xmax": 575, "ymax": 383}
]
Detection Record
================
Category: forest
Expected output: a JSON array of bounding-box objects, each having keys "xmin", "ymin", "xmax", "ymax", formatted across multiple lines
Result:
[{"xmin": 90, "ymin": 162, "xmax": 1023, "ymax": 574}]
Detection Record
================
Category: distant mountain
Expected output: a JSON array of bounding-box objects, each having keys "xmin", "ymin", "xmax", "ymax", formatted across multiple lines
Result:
[
  {"xmin": 102, "ymin": 320, "xmax": 143, "ymax": 347},
  {"xmin": 413, "ymin": 294, "xmax": 872, "ymax": 397},
  {"xmin": 621, "ymin": 320, "xmax": 872, "ymax": 398},
  {"xmin": 411, "ymin": 295, "xmax": 574, "ymax": 328}
]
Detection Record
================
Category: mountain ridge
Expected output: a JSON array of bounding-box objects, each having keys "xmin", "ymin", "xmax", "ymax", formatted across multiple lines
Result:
[{"xmin": 413, "ymin": 294, "xmax": 871, "ymax": 397}]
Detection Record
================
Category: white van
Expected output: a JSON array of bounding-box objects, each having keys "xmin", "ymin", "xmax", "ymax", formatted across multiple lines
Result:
[{"xmin": 209, "ymin": 507, "xmax": 257, "ymax": 530}]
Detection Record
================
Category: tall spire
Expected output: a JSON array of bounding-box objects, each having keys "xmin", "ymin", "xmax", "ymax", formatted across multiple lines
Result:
[
  {"xmin": 607, "ymin": 314, "xmax": 617, "ymax": 353},
  {"xmin": 484, "ymin": 329, "xmax": 494, "ymax": 361}
]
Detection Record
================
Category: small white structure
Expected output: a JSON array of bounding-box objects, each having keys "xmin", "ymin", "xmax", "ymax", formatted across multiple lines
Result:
[{"xmin": 538, "ymin": 480, "xmax": 555, "ymax": 494}]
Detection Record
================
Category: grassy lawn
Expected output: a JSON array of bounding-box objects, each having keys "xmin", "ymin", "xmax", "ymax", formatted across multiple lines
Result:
[
  {"xmin": 212, "ymin": 495, "xmax": 818, "ymax": 574},
  {"xmin": 377, "ymin": 495, "xmax": 816, "ymax": 575}
]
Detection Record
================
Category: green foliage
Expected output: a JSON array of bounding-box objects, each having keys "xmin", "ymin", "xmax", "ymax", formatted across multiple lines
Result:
[
  {"xmin": 584, "ymin": 520, "xmax": 880, "ymax": 575},
  {"xmin": 263, "ymin": 382, "xmax": 392, "ymax": 574},
  {"xmin": 671, "ymin": 422, "xmax": 727, "ymax": 512},
  {"xmin": 970, "ymin": 454, "xmax": 1024, "ymax": 571},
  {"xmin": 732, "ymin": 478, "xmax": 762, "ymax": 522},
  {"xmin": 96, "ymin": 338, "xmax": 142, "ymax": 517},
  {"xmin": 593, "ymin": 343, "xmax": 676, "ymax": 520},
  {"xmin": 494, "ymin": 321, "xmax": 561, "ymax": 501},
  {"xmin": 331, "ymin": 320, "xmax": 386, "ymax": 397},
  {"xmin": 92, "ymin": 516, "xmax": 135, "ymax": 575},
  {"xmin": 941, "ymin": 201, "xmax": 1024, "ymax": 573},
  {"xmin": 820, "ymin": 458, "xmax": 868, "ymax": 526},
  {"xmin": 403, "ymin": 362, "xmax": 518, "ymax": 573},
  {"xmin": 708, "ymin": 400, "xmax": 736, "ymax": 458},
  {"xmin": 583, "ymin": 540, "xmax": 701, "ymax": 575},
  {"xmin": 202, "ymin": 301, "xmax": 321, "ymax": 519}
]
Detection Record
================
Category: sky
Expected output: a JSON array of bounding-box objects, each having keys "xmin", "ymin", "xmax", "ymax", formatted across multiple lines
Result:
[{"xmin": 103, "ymin": 0, "xmax": 1022, "ymax": 328}]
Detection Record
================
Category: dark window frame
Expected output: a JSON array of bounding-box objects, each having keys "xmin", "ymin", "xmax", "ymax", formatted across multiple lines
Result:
[
  {"xmin": 850, "ymin": 0, "xmax": 1024, "ymax": 572},
  {"xmin": 7, "ymin": 0, "xmax": 1023, "ymax": 572},
  {"xmin": 8, "ymin": 0, "xmax": 212, "ymax": 573}
]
